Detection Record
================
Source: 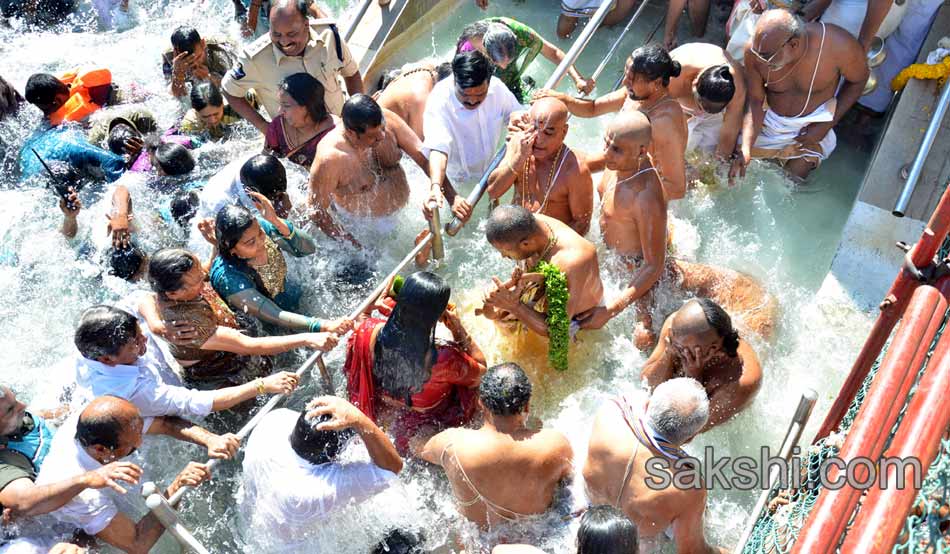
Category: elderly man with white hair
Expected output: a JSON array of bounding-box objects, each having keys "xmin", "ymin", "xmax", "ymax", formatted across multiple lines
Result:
[{"xmin": 583, "ymin": 378, "xmax": 726, "ymax": 554}]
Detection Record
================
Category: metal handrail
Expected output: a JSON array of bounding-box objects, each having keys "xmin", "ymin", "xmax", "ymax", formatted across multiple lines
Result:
[
  {"xmin": 732, "ymin": 389, "xmax": 818, "ymax": 554},
  {"xmin": 893, "ymin": 75, "xmax": 950, "ymax": 217},
  {"xmin": 445, "ymin": 0, "xmax": 635, "ymax": 236},
  {"xmin": 342, "ymin": 0, "xmax": 374, "ymax": 41}
]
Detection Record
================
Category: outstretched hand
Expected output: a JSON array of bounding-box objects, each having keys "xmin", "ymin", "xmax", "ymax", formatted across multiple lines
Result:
[{"xmin": 83, "ymin": 461, "xmax": 143, "ymax": 494}]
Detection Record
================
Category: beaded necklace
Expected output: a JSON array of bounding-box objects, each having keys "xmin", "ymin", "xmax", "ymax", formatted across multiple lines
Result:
[{"xmin": 521, "ymin": 144, "xmax": 566, "ymax": 213}]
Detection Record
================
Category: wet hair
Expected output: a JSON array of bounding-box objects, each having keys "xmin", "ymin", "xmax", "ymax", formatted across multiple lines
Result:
[
  {"xmin": 24, "ymin": 73, "xmax": 68, "ymax": 112},
  {"xmin": 377, "ymin": 68, "xmax": 402, "ymax": 91},
  {"xmin": 214, "ymin": 204, "xmax": 274, "ymax": 297},
  {"xmin": 696, "ymin": 297, "xmax": 740, "ymax": 357},
  {"xmin": 107, "ymin": 124, "xmax": 138, "ymax": 156},
  {"xmin": 629, "ymin": 45, "xmax": 681, "ymax": 86},
  {"xmin": 452, "ymin": 50, "xmax": 492, "ymax": 90},
  {"xmin": 374, "ymin": 272, "xmax": 450, "ymax": 403},
  {"xmin": 240, "ymin": 154, "xmax": 287, "ymax": 200},
  {"xmin": 372, "ymin": 529, "xmax": 426, "ymax": 554},
  {"xmin": 577, "ymin": 505, "xmax": 640, "ymax": 554},
  {"xmin": 435, "ymin": 61, "xmax": 452, "ymax": 81},
  {"xmin": 479, "ymin": 363, "xmax": 531, "ymax": 416},
  {"xmin": 290, "ymin": 411, "xmax": 345, "ymax": 465},
  {"xmin": 696, "ymin": 65, "xmax": 735, "ymax": 112},
  {"xmin": 458, "ymin": 20, "xmax": 489, "ymax": 46},
  {"xmin": 190, "ymin": 81, "xmax": 224, "ymax": 112},
  {"xmin": 106, "ymin": 243, "xmax": 147, "ymax": 282},
  {"xmin": 485, "ymin": 205, "xmax": 538, "ymax": 245},
  {"xmin": 342, "ymin": 94, "xmax": 383, "ymax": 134},
  {"xmin": 279, "ymin": 73, "xmax": 328, "ymax": 123},
  {"xmin": 646, "ymin": 378, "xmax": 709, "ymax": 445},
  {"xmin": 170, "ymin": 190, "xmax": 199, "ymax": 227},
  {"xmin": 148, "ymin": 248, "xmax": 195, "ymax": 296},
  {"xmin": 483, "ymin": 22, "xmax": 518, "ymax": 65},
  {"xmin": 170, "ymin": 26, "xmax": 201, "ymax": 54},
  {"xmin": 154, "ymin": 143, "xmax": 195, "ymax": 176},
  {"xmin": 74, "ymin": 305, "xmax": 138, "ymax": 360}
]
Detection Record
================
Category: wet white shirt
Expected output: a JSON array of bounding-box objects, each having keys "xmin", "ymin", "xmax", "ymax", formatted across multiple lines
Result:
[
  {"xmin": 422, "ymin": 76, "xmax": 522, "ymax": 185},
  {"xmin": 240, "ymin": 409, "xmax": 396, "ymax": 546},
  {"xmin": 35, "ymin": 417, "xmax": 118, "ymax": 536}
]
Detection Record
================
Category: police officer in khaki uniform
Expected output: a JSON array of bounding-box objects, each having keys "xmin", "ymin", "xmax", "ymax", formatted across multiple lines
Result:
[{"xmin": 221, "ymin": 0, "xmax": 364, "ymax": 133}]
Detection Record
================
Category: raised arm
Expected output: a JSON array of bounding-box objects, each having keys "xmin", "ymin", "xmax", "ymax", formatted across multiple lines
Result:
[
  {"xmin": 641, "ymin": 317, "xmax": 676, "ymax": 387},
  {"xmin": 146, "ymin": 416, "xmax": 239, "ymax": 460},
  {"xmin": 531, "ymin": 88, "xmax": 626, "ymax": 118},
  {"xmin": 487, "ymin": 129, "xmax": 533, "ymax": 201},
  {"xmin": 307, "ymin": 396, "xmax": 403, "ymax": 474},
  {"xmin": 200, "ymin": 325, "xmax": 338, "ymax": 356},
  {"xmin": 537, "ymin": 33, "xmax": 592, "ymax": 93},
  {"xmin": 0, "ymin": 462, "xmax": 140, "ymax": 519}
]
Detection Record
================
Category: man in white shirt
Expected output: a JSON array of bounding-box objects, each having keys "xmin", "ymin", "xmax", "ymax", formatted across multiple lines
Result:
[
  {"xmin": 424, "ymin": 50, "xmax": 522, "ymax": 216},
  {"xmin": 240, "ymin": 396, "xmax": 402, "ymax": 547},
  {"xmin": 71, "ymin": 305, "xmax": 300, "ymax": 459},
  {"xmin": 37, "ymin": 396, "xmax": 214, "ymax": 554}
]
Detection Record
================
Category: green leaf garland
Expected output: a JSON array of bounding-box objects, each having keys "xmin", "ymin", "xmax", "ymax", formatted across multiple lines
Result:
[{"xmin": 533, "ymin": 260, "xmax": 570, "ymax": 371}]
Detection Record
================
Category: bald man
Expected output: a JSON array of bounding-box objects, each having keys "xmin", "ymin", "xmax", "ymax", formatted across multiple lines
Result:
[
  {"xmin": 642, "ymin": 299, "xmax": 762, "ymax": 431},
  {"xmin": 578, "ymin": 113, "xmax": 777, "ymax": 348},
  {"xmin": 731, "ymin": 10, "xmax": 868, "ymax": 181},
  {"xmin": 668, "ymin": 43, "xmax": 747, "ymax": 159},
  {"xmin": 576, "ymin": 112, "xmax": 668, "ymax": 341},
  {"xmin": 37, "ymin": 397, "xmax": 215, "ymax": 554},
  {"xmin": 487, "ymin": 97, "xmax": 594, "ymax": 236}
]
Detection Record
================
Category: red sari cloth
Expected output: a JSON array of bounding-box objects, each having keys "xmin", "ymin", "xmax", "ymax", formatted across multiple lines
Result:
[{"xmin": 343, "ymin": 317, "xmax": 482, "ymax": 452}]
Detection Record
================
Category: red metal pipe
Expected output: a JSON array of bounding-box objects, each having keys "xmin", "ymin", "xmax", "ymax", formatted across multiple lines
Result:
[
  {"xmin": 814, "ymin": 185, "xmax": 950, "ymax": 442},
  {"xmin": 839, "ymin": 295, "xmax": 950, "ymax": 553},
  {"xmin": 792, "ymin": 285, "xmax": 949, "ymax": 554}
]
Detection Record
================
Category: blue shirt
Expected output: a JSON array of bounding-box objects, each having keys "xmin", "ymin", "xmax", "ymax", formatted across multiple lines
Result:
[{"xmin": 20, "ymin": 126, "xmax": 125, "ymax": 183}]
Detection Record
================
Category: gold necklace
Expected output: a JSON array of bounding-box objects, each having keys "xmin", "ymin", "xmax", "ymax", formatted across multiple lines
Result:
[
  {"xmin": 536, "ymin": 222, "xmax": 558, "ymax": 263},
  {"xmin": 521, "ymin": 144, "xmax": 565, "ymax": 212}
]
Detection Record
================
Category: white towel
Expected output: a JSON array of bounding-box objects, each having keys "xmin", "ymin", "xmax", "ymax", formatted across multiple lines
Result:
[
  {"xmin": 753, "ymin": 99, "xmax": 837, "ymax": 161},
  {"xmin": 686, "ymin": 110, "xmax": 725, "ymax": 153}
]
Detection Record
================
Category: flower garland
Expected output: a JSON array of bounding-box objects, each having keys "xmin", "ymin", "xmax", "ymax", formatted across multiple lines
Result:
[
  {"xmin": 891, "ymin": 56, "xmax": 950, "ymax": 92},
  {"xmin": 532, "ymin": 260, "xmax": 570, "ymax": 371}
]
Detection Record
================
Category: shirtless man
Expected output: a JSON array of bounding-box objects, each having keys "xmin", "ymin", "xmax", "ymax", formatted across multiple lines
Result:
[
  {"xmin": 642, "ymin": 299, "xmax": 762, "ymax": 431},
  {"xmin": 534, "ymin": 45, "xmax": 688, "ymax": 202},
  {"xmin": 584, "ymin": 378, "xmax": 725, "ymax": 553},
  {"xmin": 731, "ymin": 10, "xmax": 868, "ymax": 181},
  {"xmin": 575, "ymin": 112, "xmax": 668, "ymax": 344},
  {"xmin": 668, "ymin": 43, "xmax": 747, "ymax": 159},
  {"xmin": 481, "ymin": 205, "xmax": 604, "ymax": 340},
  {"xmin": 375, "ymin": 62, "xmax": 452, "ymax": 140},
  {"xmin": 487, "ymin": 97, "xmax": 594, "ymax": 236},
  {"xmin": 420, "ymin": 363, "xmax": 573, "ymax": 528},
  {"xmin": 307, "ymin": 94, "xmax": 432, "ymax": 247}
]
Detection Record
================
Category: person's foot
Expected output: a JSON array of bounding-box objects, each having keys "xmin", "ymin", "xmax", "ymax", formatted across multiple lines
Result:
[{"xmin": 633, "ymin": 322, "xmax": 657, "ymax": 350}]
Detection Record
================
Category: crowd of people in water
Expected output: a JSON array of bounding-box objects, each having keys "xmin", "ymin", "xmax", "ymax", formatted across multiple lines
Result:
[{"xmin": 0, "ymin": 0, "xmax": 936, "ymax": 550}]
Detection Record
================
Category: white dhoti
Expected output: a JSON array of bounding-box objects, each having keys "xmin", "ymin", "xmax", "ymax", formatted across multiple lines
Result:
[
  {"xmin": 751, "ymin": 99, "xmax": 838, "ymax": 165},
  {"xmin": 560, "ymin": 0, "xmax": 616, "ymax": 17},
  {"xmin": 686, "ymin": 110, "xmax": 725, "ymax": 153}
]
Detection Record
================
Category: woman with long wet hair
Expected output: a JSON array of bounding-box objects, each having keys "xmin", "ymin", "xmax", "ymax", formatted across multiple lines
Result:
[{"xmin": 344, "ymin": 271, "xmax": 486, "ymax": 454}]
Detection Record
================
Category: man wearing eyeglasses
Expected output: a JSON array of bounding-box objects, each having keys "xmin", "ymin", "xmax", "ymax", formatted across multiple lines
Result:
[{"xmin": 731, "ymin": 9, "xmax": 868, "ymax": 182}]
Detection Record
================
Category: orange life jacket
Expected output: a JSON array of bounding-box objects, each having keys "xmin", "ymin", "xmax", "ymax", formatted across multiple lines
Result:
[{"xmin": 48, "ymin": 68, "xmax": 112, "ymax": 126}]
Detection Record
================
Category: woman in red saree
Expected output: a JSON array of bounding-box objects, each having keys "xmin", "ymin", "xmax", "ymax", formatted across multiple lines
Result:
[{"xmin": 344, "ymin": 271, "xmax": 487, "ymax": 454}]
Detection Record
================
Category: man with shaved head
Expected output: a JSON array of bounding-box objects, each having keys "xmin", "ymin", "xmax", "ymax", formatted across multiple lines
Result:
[
  {"xmin": 642, "ymin": 298, "xmax": 762, "ymax": 431},
  {"xmin": 575, "ymin": 111, "xmax": 668, "ymax": 343},
  {"xmin": 731, "ymin": 9, "xmax": 868, "ymax": 181},
  {"xmin": 221, "ymin": 0, "xmax": 364, "ymax": 132},
  {"xmin": 37, "ymin": 396, "xmax": 216, "ymax": 554},
  {"xmin": 584, "ymin": 378, "xmax": 725, "ymax": 553},
  {"xmin": 487, "ymin": 96, "xmax": 594, "ymax": 236}
]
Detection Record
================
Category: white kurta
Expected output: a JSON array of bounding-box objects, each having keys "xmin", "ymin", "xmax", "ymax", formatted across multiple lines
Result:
[
  {"xmin": 240, "ymin": 409, "xmax": 396, "ymax": 547},
  {"xmin": 422, "ymin": 76, "xmax": 522, "ymax": 186}
]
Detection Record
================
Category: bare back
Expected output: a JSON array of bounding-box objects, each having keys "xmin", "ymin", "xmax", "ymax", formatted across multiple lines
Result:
[
  {"xmin": 622, "ymin": 97, "xmax": 688, "ymax": 200},
  {"xmin": 584, "ymin": 397, "xmax": 706, "ymax": 539},
  {"xmin": 433, "ymin": 426, "xmax": 573, "ymax": 528},
  {"xmin": 375, "ymin": 67, "xmax": 438, "ymax": 140},
  {"xmin": 539, "ymin": 214, "xmax": 605, "ymax": 317},
  {"xmin": 669, "ymin": 43, "xmax": 745, "ymax": 116}
]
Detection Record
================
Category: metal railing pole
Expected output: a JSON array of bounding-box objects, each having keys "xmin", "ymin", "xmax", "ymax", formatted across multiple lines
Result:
[
  {"xmin": 166, "ymin": 233, "xmax": 433, "ymax": 507},
  {"xmin": 588, "ymin": 0, "xmax": 652, "ymax": 82},
  {"xmin": 342, "ymin": 0, "xmax": 374, "ymax": 41},
  {"xmin": 427, "ymin": 201, "xmax": 445, "ymax": 261},
  {"xmin": 893, "ymin": 76, "xmax": 950, "ymax": 217},
  {"xmin": 141, "ymin": 482, "xmax": 212, "ymax": 554},
  {"xmin": 445, "ymin": 0, "xmax": 620, "ymax": 236},
  {"xmin": 732, "ymin": 389, "xmax": 818, "ymax": 554}
]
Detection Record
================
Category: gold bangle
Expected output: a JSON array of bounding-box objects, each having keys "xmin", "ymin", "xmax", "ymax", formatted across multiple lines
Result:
[{"xmin": 256, "ymin": 378, "xmax": 265, "ymax": 395}]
